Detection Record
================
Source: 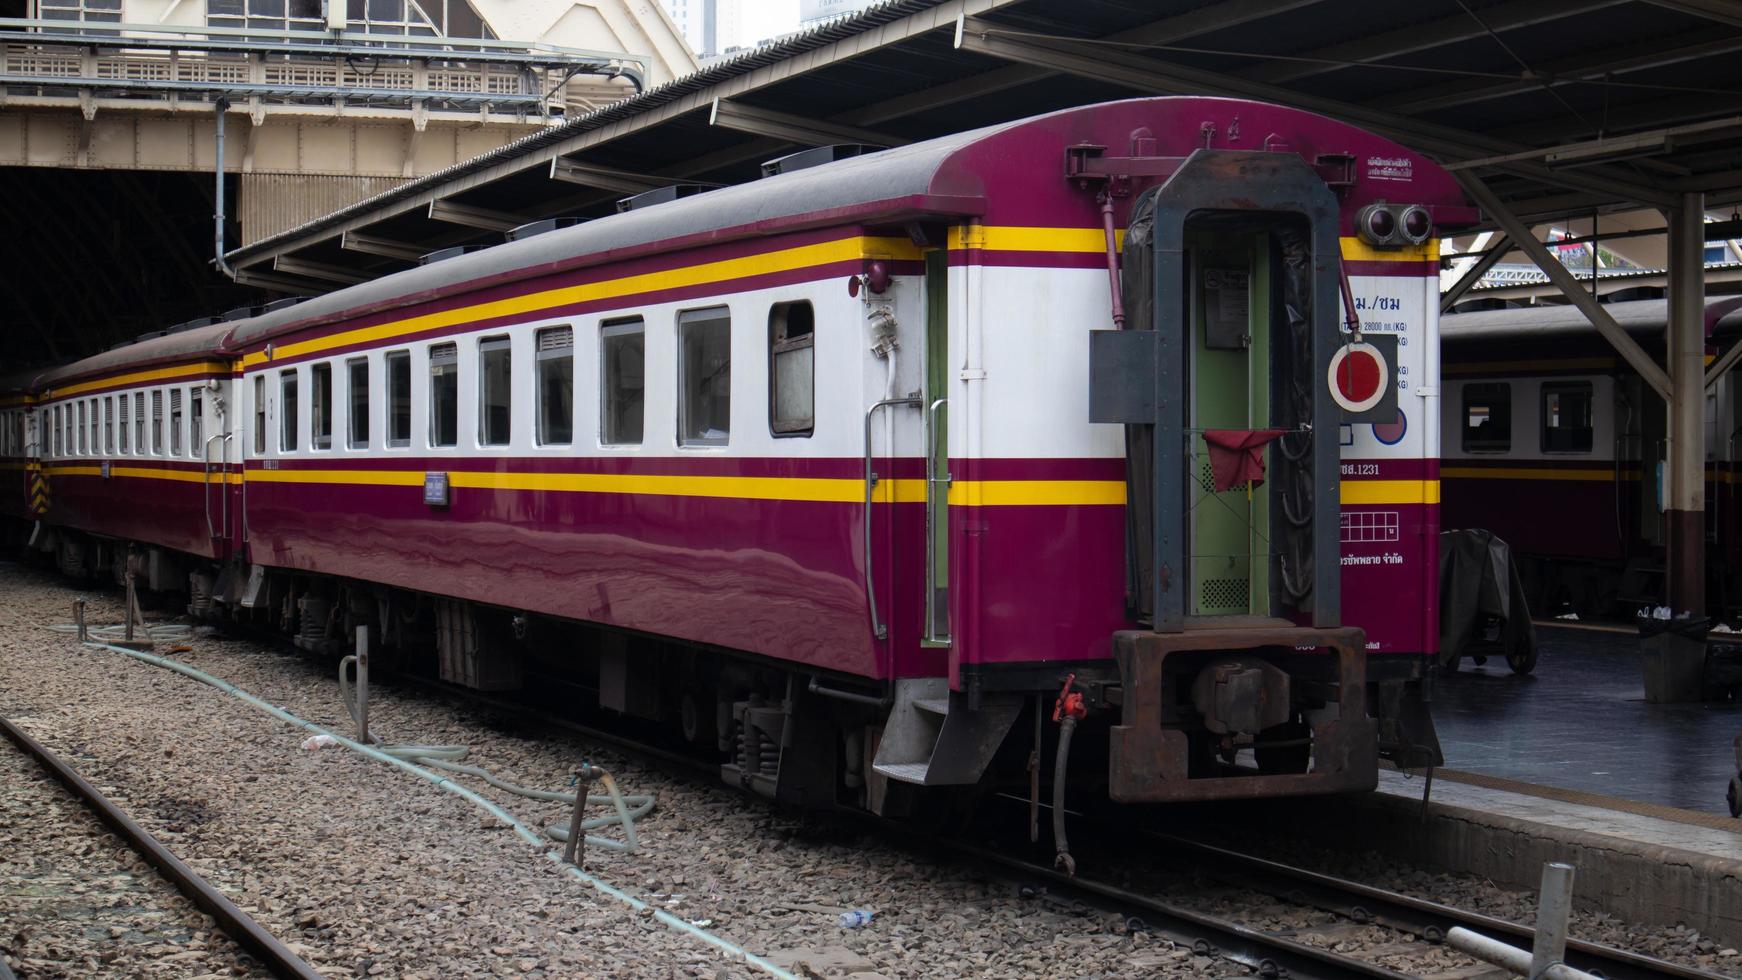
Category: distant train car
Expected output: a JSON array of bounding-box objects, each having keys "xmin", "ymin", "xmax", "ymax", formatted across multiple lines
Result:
[
  {"xmin": 21, "ymin": 97, "xmax": 1469, "ymax": 826},
  {"xmin": 0, "ymin": 370, "xmax": 40, "ymax": 545},
  {"xmin": 1441, "ymin": 297, "xmax": 1742, "ymax": 616}
]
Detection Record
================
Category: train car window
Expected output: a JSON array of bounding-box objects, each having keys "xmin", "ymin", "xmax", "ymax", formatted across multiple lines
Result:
[
  {"xmin": 1541, "ymin": 382, "xmax": 1594, "ymax": 454},
  {"xmin": 118, "ymin": 394, "xmax": 129, "ymax": 454},
  {"xmin": 768, "ymin": 301, "xmax": 815, "ymax": 436},
  {"xmin": 536, "ymin": 327, "xmax": 574, "ymax": 447},
  {"xmin": 134, "ymin": 392, "xmax": 145, "ymax": 455},
  {"xmin": 311, "ymin": 363, "xmax": 333, "ymax": 451},
  {"xmin": 348, "ymin": 358, "xmax": 370, "ymax": 449},
  {"xmin": 429, "ymin": 343, "xmax": 459, "ymax": 448},
  {"xmin": 280, "ymin": 371, "xmax": 299, "ymax": 453},
  {"xmin": 191, "ymin": 389, "xmax": 204, "ymax": 456},
  {"xmin": 251, "ymin": 376, "xmax": 266, "ymax": 456},
  {"xmin": 150, "ymin": 390, "xmax": 163, "ymax": 455},
  {"xmin": 85, "ymin": 399, "xmax": 96, "ymax": 455},
  {"xmin": 75, "ymin": 402, "xmax": 84, "ymax": 455},
  {"xmin": 170, "ymin": 389, "xmax": 185, "ymax": 456},
  {"xmin": 103, "ymin": 397, "xmax": 114, "ymax": 455},
  {"xmin": 478, "ymin": 336, "xmax": 513, "ymax": 447},
  {"xmin": 679, "ymin": 308, "xmax": 731, "ymax": 446},
  {"xmin": 601, "ymin": 318, "xmax": 644, "ymax": 446},
  {"xmin": 387, "ymin": 350, "xmax": 411, "ymax": 448},
  {"xmin": 1461, "ymin": 383, "xmax": 1511, "ymax": 453}
]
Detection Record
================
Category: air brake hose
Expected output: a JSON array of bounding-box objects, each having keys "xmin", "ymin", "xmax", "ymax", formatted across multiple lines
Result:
[
  {"xmin": 1052, "ymin": 714, "xmax": 1077, "ymax": 877},
  {"xmin": 59, "ymin": 630, "xmax": 799, "ymax": 980}
]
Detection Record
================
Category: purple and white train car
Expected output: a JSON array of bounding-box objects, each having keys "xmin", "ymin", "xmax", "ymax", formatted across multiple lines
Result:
[{"xmin": 20, "ymin": 97, "xmax": 1470, "ymax": 824}]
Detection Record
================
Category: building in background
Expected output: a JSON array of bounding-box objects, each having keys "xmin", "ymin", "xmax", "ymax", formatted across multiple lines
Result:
[
  {"xmin": 660, "ymin": 0, "xmax": 750, "ymax": 59},
  {"xmin": 0, "ymin": 0, "xmax": 696, "ymax": 359},
  {"xmin": 799, "ymin": 0, "xmax": 874, "ymax": 26}
]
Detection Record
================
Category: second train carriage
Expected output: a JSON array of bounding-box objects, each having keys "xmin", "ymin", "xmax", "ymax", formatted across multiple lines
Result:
[
  {"xmin": 1441, "ymin": 297, "xmax": 1742, "ymax": 618},
  {"xmin": 17, "ymin": 97, "xmax": 1470, "ymax": 816}
]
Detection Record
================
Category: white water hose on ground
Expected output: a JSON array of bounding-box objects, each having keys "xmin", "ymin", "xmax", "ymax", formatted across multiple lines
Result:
[
  {"xmin": 336, "ymin": 654, "xmax": 652, "ymax": 851},
  {"xmin": 51, "ymin": 625, "xmax": 798, "ymax": 980}
]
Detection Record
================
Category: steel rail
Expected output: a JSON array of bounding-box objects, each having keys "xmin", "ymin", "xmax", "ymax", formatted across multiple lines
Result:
[
  {"xmin": 1144, "ymin": 832, "xmax": 1728, "ymax": 980},
  {"xmin": 0, "ymin": 712, "xmax": 324, "ymax": 980},
  {"xmin": 949, "ymin": 841, "xmax": 1408, "ymax": 980}
]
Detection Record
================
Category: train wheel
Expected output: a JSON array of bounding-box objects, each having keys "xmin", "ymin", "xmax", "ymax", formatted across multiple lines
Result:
[{"xmin": 1254, "ymin": 716, "xmax": 1312, "ymax": 775}]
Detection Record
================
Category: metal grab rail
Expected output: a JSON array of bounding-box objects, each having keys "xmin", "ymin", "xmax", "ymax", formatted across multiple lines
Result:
[
  {"xmin": 863, "ymin": 396, "xmax": 923, "ymax": 641},
  {"xmin": 925, "ymin": 397, "xmax": 951, "ymax": 644},
  {"xmin": 201, "ymin": 432, "xmax": 232, "ymax": 543}
]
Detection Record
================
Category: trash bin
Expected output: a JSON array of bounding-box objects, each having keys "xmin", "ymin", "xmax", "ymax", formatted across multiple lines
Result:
[{"xmin": 1638, "ymin": 614, "xmax": 1711, "ymax": 704}]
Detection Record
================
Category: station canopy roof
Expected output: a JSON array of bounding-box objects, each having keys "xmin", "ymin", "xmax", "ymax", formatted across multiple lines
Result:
[{"xmin": 228, "ymin": 0, "xmax": 1742, "ymax": 294}]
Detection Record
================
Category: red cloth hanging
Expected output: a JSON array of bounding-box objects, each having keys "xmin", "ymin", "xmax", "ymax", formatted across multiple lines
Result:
[{"xmin": 1202, "ymin": 429, "xmax": 1286, "ymax": 493}]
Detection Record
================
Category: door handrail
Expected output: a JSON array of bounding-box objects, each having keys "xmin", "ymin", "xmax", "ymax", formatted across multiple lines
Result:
[
  {"xmin": 202, "ymin": 431, "xmax": 233, "ymax": 544},
  {"xmin": 864, "ymin": 395, "xmax": 923, "ymax": 641},
  {"xmin": 925, "ymin": 397, "xmax": 951, "ymax": 644}
]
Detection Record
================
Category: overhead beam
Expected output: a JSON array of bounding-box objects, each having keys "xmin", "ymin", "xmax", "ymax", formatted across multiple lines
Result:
[
  {"xmin": 233, "ymin": 269, "xmax": 327, "ymax": 295},
  {"xmin": 427, "ymin": 199, "xmax": 526, "ymax": 232},
  {"xmin": 1439, "ymin": 233, "xmax": 1511, "ymax": 313},
  {"xmin": 549, "ymin": 158, "xmax": 675, "ymax": 195},
  {"xmin": 1445, "ymin": 116, "xmax": 1742, "ymax": 171},
  {"xmin": 1238, "ymin": 0, "xmax": 1629, "ymax": 85},
  {"xmin": 1639, "ymin": 0, "xmax": 1742, "ymax": 28},
  {"xmin": 1455, "ymin": 172, "xmax": 1671, "ymax": 400},
  {"xmin": 708, "ymin": 99, "xmax": 905, "ymax": 147},
  {"xmin": 273, "ymin": 255, "xmax": 372, "ymax": 285},
  {"xmin": 1375, "ymin": 34, "xmax": 1742, "ymax": 116},
  {"xmin": 340, "ymin": 230, "xmax": 426, "ymax": 262},
  {"xmin": 843, "ymin": 0, "xmax": 1331, "ymax": 127},
  {"xmin": 954, "ymin": 18, "xmax": 1678, "ymax": 207}
]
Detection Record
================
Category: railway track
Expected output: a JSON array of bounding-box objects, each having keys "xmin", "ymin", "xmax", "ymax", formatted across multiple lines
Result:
[
  {"xmin": 1139, "ymin": 832, "xmax": 1729, "ymax": 980},
  {"xmin": 0, "ymin": 712, "xmax": 323, "ymax": 980}
]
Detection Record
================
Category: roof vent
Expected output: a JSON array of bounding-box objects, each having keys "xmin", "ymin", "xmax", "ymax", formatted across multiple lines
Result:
[
  {"xmin": 616, "ymin": 184, "xmax": 710, "ymax": 213},
  {"xmin": 507, "ymin": 217, "xmax": 584, "ymax": 242},
  {"xmin": 420, "ymin": 245, "xmax": 485, "ymax": 266},
  {"xmin": 262, "ymin": 296, "xmax": 308, "ymax": 313},
  {"xmin": 760, "ymin": 144, "xmax": 882, "ymax": 177},
  {"xmin": 135, "ymin": 330, "xmax": 166, "ymax": 342},
  {"xmin": 222, "ymin": 305, "xmax": 259, "ymax": 322}
]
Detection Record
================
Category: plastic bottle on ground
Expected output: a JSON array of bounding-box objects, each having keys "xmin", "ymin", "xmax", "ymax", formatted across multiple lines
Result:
[{"xmin": 838, "ymin": 909, "xmax": 873, "ymax": 928}]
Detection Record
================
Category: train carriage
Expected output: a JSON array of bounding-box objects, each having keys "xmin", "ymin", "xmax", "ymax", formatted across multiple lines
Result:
[
  {"xmin": 1441, "ymin": 297, "xmax": 1742, "ymax": 616},
  {"xmin": 0, "ymin": 370, "xmax": 41, "ymax": 543},
  {"xmin": 17, "ymin": 97, "xmax": 1470, "ymax": 825}
]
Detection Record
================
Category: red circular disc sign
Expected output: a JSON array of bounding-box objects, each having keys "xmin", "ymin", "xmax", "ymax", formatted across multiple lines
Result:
[{"xmin": 1328, "ymin": 342, "xmax": 1389, "ymax": 413}]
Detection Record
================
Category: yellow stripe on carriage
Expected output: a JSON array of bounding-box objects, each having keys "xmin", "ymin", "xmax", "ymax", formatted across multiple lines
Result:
[
  {"xmin": 1339, "ymin": 479, "xmax": 1439, "ymax": 505},
  {"xmin": 50, "ymin": 361, "xmax": 231, "ymax": 398},
  {"xmin": 43, "ymin": 464, "xmax": 241, "ymax": 484},
  {"xmin": 242, "ymin": 235, "xmax": 923, "ymax": 369}
]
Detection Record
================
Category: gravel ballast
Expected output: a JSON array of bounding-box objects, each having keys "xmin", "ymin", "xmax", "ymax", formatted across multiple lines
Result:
[{"xmin": 2, "ymin": 557, "xmax": 1732, "ymax": 979}]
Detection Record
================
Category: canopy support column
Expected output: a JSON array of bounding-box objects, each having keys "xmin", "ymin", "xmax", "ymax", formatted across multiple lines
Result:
[{"xmin": 1666, "ymin": 191, "xmax": 1707, "ymax": 614}]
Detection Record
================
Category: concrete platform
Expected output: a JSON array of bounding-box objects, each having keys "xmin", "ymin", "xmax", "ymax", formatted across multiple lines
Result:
[
  {"xmin": 1433, "ymin": 623, "xmax": 1742, "ymax": 814},
  {"xmin": 1356, "ymin": 768, "xmax": 1742, "ymax": 946}
]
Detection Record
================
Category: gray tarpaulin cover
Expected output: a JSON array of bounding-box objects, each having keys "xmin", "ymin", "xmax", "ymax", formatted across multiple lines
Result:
[{"xmin": 1438, "ymin": 529, "xmax": 1537, "ymax": 668}]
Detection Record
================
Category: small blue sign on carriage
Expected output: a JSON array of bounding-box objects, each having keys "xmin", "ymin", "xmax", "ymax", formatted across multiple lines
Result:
[{"xmin": 423, "ymin": 472, "xmax": 450, "ymax": 507}]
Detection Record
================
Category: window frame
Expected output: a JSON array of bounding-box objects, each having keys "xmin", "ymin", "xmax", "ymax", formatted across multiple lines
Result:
[
  {"xmin": 311, "ymin": 362, "xmax": 334, "ymax": 451},
  {"xmin": 1460, "ymin": 382, "xmax": 1512, "ymax": 454},
  {"xmin": 169, "ymin": 388, "xmax": 185, "ymax": 457},
  {"xmin": 279, "ymin": 369, "xmax": 300, "ymax": 453},
  {"xmin": 134, "ymin": 391, "xmax": 146, "ymax": 456},
  {"xmin": 600, "ymin": 317, "xmax": 646, "ymax": 447},
  {"xmin": 252, "ymin": 375, "xmax": 267, "ymax": 457},
  {"xmin": 190, "ymin": 387, "xmax": 204, "ymax": 457},
  {"xmin": 477, "ymin": 335, "xmax": 513, "ymax": 448},
  {"xmin": 1539, "ymin": 380, "xmax": 1596, "ymax": 455},
  {"xmin": 428, "ymin": 342, "xmax": 459, "ymax": 449},
  {"xmin": 677, "ymin": 306, "xmax": 732, "ymax": 448},
  {"xmin": 150, "ymin": 389, "xmax": 163, "ymax": 455},
  {"xmin": 767, "ymin": 300, "xmax": 815, "ymax": 437},
  {"xmin": 386, "ymin": 349, "xmax": 412, "ymax": 449},
  {"xmin": 535, "ymin": 326, "xmax": 575, "ymax": 447},
  {"xmin": 347, "ymin": 356, "xmax": 371, "ymax": 450}
]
